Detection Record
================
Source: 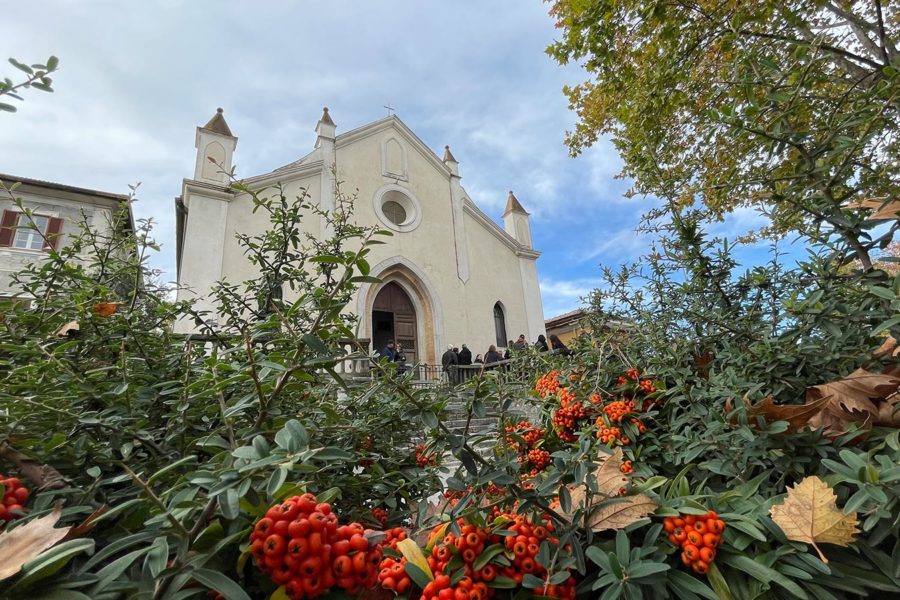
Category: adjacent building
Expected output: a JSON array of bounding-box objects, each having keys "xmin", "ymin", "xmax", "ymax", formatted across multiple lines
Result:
[{"xmin": 0, "ymin": 174, "xmax": 132, "ymax": 305}]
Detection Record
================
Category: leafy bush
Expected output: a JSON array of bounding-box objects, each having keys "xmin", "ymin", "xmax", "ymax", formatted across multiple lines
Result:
[{"xmin": 1, "ymin": 167, "xmax": 899, "ymax": 599}]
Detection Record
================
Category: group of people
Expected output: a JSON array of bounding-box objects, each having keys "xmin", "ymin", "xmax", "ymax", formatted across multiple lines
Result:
[
  {"xmin": 440, "ymin": 333, "xmax": 570, "ymax": 384},
  {"xmin": 379, "ymin": 332, "xmax": 570, "ymax": 382},
  {"xmin": 378, "ymin": 339, "xmax": 409, "ymax": 374},
  {"xmin": 507, "ymin": 333, "xmax": 570, "ymax": 355}
]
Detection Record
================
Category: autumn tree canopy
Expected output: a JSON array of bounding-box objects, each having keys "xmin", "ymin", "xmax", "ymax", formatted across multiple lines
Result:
[{"xmin": 547, "ymin": 0, "xmax": 900, "ymax": 267}]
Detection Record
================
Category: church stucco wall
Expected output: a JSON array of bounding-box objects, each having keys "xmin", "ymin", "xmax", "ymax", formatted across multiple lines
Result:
[{"xmin": 176, "ymin": 113, "xmax": 544, "ymax": 363}]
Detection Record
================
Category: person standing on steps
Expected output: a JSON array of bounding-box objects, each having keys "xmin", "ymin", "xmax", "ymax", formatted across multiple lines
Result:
[
  {"xmin": 458, "ymin": 344, "xmax": 472, "ymax": 366},
  {"xmin": 441, "ymin": 344, "xmax": 458, "ymax": 386},
  {"xmin": 380, "ymin": 339, "xmax": 398, "ymax": 361},
  {"xmin": 484, "ymin": 344, "xmax": 503, "ymax": 368},
  {"xmin": 395, "ymin": 342, "xmax": 408, "ymax": 375}
]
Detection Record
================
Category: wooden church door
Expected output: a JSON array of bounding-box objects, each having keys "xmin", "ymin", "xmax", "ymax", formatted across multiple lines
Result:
[{"xmin": 372, "ymin": 282, "xmax": 417, "ymax": 364}]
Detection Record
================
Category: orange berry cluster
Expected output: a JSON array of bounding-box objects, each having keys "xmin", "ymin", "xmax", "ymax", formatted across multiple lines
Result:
[
  {"xmin": 378, "ymin": 556, "xmax": 412, "ymax": 595},
  {"xmin": 371, "ymin": 507, "xmax": 389, "ymax": 528},
  {"xmin": 0, "ymin": 475, "xmax": 28, "ymax": 522},
  {"xmin": 377, "ymin": 527, "xmax": 412, "ymax": 595},
  {"xmin": 416, "ymin": 443, "xmax": 439, "ymax": 467},
  {"xmin": 615, "ymin": 368, "xmax": 641, "ymax": 387},
  {"xmin": 499, "ymin": 515, "xmax": 576, "ymax": 599},
  {"xmin": 426, "ymin": 521, "xmax": 495, "ymax": 600},
  {"xmin": 602, "ymin": 399, "xmax": 636, "ymax": 423},
  {"xmin": 552, "ymin": 389, "xmax": 590, "ymax": 443},
  {"xmin": 534, "ymin": 370, "xmax": 562, "ymax": 398},
  {"xmin": 524, "ymin": 449, "xmax": 551, "ymax": 473},
  {"xmin": 663, "ymin": 512, "xmax": 726, "ymax": 576},
  {"xmin": 505, "ymin": 420, "xmax": 545, "ymax": 448},
  {"xmin": 504, "ymin": 420, "xmax": 551, "ymax": 475},
  {"xmin": 249, "ymin": 493, "xmax": 383, "ymax": 599},
  {"xmin": 595, "ymin": 400, "xmax": 647, "ymax": 446},
  {"xmin": 620, "ymin": 460, "xmax": 634, "ymax": 475}
]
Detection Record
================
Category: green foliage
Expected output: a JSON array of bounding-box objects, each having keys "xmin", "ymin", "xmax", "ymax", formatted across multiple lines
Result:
[
  {"xmin": 0, "ymin": 181, "xmax": 442, "ymax": 599},
  {"xmin": 546, "ymin": 0, "xmax": 900, "ymax": 267},
  {"xmin": 1, "ymin": 56, "xmax": 58, "ymax": 113}
]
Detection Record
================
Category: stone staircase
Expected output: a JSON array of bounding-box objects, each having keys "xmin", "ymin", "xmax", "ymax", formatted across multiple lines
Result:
[{"xmin": 437, "ymin": 388, "xmax": 535, "ymax": 472}]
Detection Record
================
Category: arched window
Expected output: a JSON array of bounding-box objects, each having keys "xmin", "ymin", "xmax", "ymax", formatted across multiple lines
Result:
[{"xmin": 493, "ymin": 302, "xmax": 507, "ymax": 348}]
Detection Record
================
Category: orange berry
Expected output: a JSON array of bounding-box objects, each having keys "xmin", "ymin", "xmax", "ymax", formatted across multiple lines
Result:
[
  {"xmin": 663, "ymin": 520, "xmax": 675, "ymax": 533},
  {"xmin": 686, "ymin": 531, "xmax": 702, "ymax": 546},
  {"xmin": 683, "ymin": 544, "xmax": 699, "ymax": 561},
  {"xmin": 692, "ymin": 560, "xmax": 709, "ymax": 575},
  {"xmin": 685, "ymin": 515, "xmax": 697, "ymax": 525},
  {"xmin": 693, "ymin": 521, "xmax": 707, "ymax": 534},
  {"xmin": 703, "ymin": 533, "xmax": 719, "ymax": 548},
  {"xmin": 699, "ymin": 547, "xmax": 715, "ymax": 562}
]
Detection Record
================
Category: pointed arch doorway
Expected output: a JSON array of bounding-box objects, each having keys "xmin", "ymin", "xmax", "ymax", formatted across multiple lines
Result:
[{"xmin": 372, "ymin": 282, "xmax": 418, "ymax": 364}]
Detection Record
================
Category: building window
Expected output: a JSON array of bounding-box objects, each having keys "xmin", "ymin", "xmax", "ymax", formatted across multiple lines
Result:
[
  {"xmin": 382, "ymin": 200, "xmax": 407, "ymax": 226},
  {"xmin": 493, "ymin": 302, "xmax": 507, "ymax": 348},
  {"xmin": 373, "ymin": 185, "xmax": 422, "ymax": 233},
  {"xmin": 0, "ymin": 210, "xmax": 63, "ymax": 251},
  {"xmin": 14, "ymin": 214, "xmax": 49, "ymax": 250}
]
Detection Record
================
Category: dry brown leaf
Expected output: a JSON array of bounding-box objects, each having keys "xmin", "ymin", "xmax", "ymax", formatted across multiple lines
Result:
[
  {"xmin": 564, "ymin": 449, "xmax": 657, "ymax": 531},
  {"xmin": 876, "ymin": 394, "xmax": 900, "ymax": 426},
  {"xmin": 745, "ymin": 395, "xmax": 831, "ymax": 432},
  {"xmin": 770, "ymin": 476, "xmax": 858, "ymax": 564},
  {"xmin": 848, "ymin": 197, "xmax": 900, "ymax": 220},
  {"xmin": 62, "ymin": 505, "xmax": 108, "ymax": 542},
  {"xmin": 0, "ymin": 504, "xmax": 70, "ymax": 581},
  {"xmin": 873, "ymin": 336, "xmax": 899, "ymax": 358},
  {"xmin": 804, "ymin": 368, "xmax": 900, "ymax": 435},
  {"xmin": 585, "ymin": 495, "xmax": 659, "ymax": 532},
  {"xmin": 595, "ymin": 448, "xmax": 629, "ymax": 494},
  {"xmin": 92, "ymin": 302, "xmax": 119, "ymax": 317},
  {"xmin": 806, "ymin": 368, "xmax": 899, "ymax": 414},
  {"xmin": 55, "ymin": 320, "xmax": 80, "ymax": 337}
]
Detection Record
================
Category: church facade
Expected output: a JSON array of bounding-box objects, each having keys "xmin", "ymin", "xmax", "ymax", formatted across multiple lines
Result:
[{"xmin": 174, "ymin": 108, "xmax": 545, "ymax": 366}]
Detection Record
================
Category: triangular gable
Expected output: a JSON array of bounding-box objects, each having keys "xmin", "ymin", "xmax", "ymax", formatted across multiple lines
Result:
[{"xmin": 334, "ymin": 115, "xmax": 452, "ymax": 178}]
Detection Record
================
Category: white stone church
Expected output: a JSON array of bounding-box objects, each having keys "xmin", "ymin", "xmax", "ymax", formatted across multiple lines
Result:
[{"xmin": 175, "ymin": 107, "xmax": 545, "ymax": 366}]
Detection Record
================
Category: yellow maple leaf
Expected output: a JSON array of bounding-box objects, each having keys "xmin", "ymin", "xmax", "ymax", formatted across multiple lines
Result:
[{"xmin": 769, "ymin": 476, "xmax": 859, "ymax": 564}]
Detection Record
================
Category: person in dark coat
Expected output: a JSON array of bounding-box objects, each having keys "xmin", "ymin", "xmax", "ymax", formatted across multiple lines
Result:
[
  {"xmin": 458, "ymin": 344, "xmax": 472, "ymax": 366},
  {"xmin": 441, "ymin": 345, "xmax": 458, "ymax": 385},
  {"xmin": 395, "ymin": 342, "xmax": 408, "ymax": 374},
  {"xmin": 535, "ymin": 335, "xmax": 549, "ymax": 352},
  {"xmin": 484, "ymin": 344, "xmax": 503, "ymax": 365},
  {"xmin": 380, "ymin": 340, "xmax": 398, "ymax": 361},
  {"xmin": 549, "ymin": 334, "xmax": 571, "ymax": 355},
  {"xmin": 503, "ymin": 340, "xmax": 513, "ymax": 360}
]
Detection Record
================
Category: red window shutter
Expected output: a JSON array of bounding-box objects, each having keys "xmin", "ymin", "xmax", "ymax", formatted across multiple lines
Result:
[
  {"xmin": 43, "ymin": 217, "xmax": 64, "ymax": 251},
  {"xmin": 0, "ymin": 210, "xmax": 17, "ymax": 247}
]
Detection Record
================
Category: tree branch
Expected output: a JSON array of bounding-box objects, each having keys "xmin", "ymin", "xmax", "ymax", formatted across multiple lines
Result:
[{"xmin": 0, "ymin": 441, "xmax": 66, "ymax": 490}]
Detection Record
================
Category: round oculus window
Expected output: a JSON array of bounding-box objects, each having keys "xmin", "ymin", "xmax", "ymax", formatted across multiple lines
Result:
[
  {"xmin": 382, "ymin": 200, "xmax": 407, "ymax": 225},
  {"xmin": 374, "ymin": 186, "xmax": 422, "ymax": 232}
]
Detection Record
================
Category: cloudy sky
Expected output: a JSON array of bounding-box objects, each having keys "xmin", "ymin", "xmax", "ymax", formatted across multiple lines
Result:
[{"xmin": 2, "ymin": 1, "xmax": 776, "ymax": 318}]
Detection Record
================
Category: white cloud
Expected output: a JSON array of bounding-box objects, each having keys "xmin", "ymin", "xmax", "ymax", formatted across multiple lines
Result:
[{"xmin": 539, "ymin": 276, "xmax": 600, "ymax": 318}]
